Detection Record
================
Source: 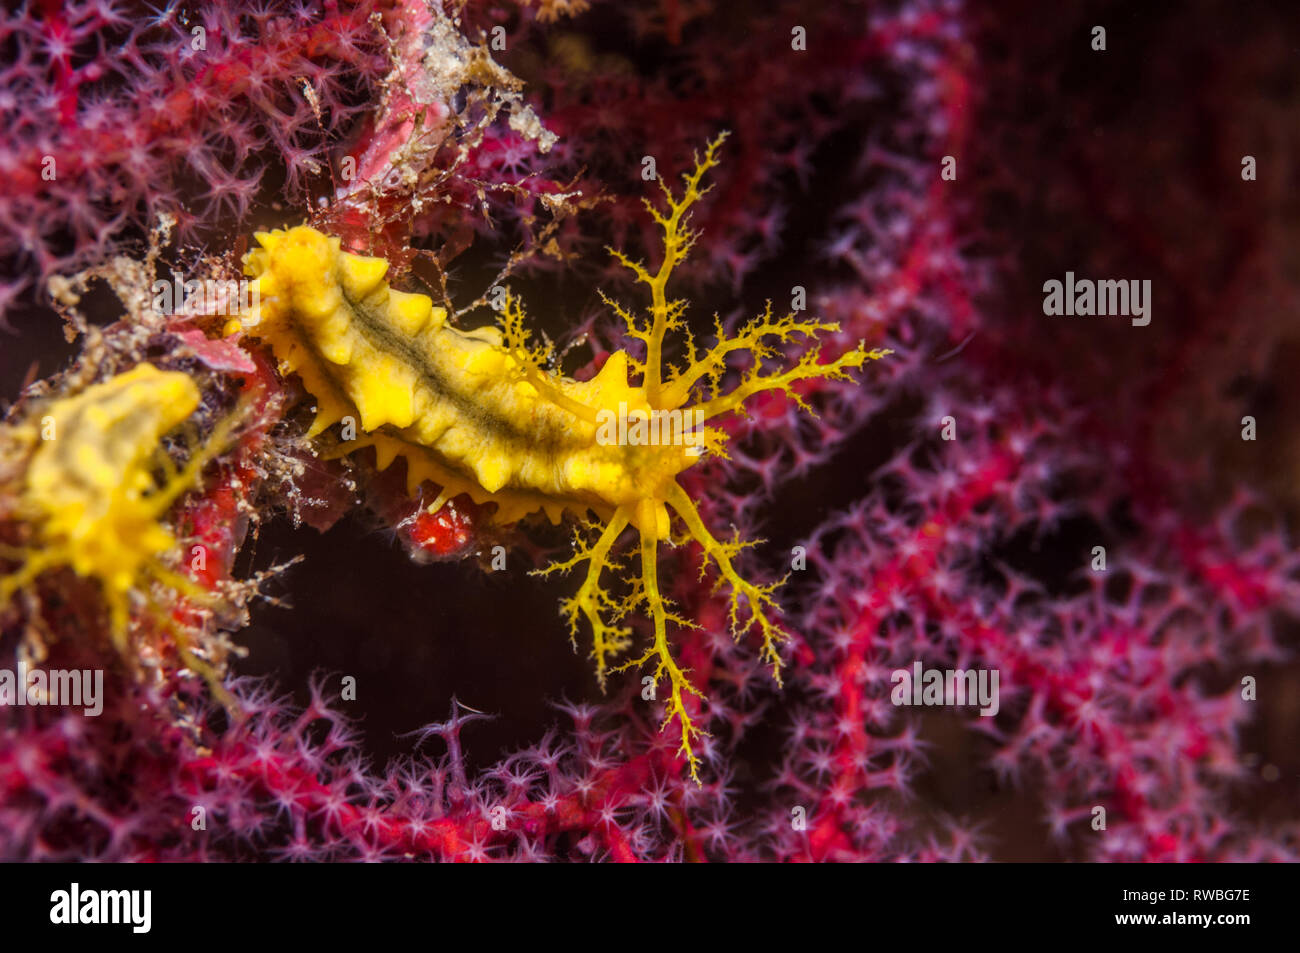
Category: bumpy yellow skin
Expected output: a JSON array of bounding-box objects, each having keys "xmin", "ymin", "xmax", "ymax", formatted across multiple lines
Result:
[
  {"xmin": 1, "ymin": 365, "xmax": 218, "ymax": 659},
  {"xmin": 235, "ymin": 136, "xmax": 888, "ymax": 778},
  {"xmin": 239, "ymin": 226, "xmax": 694, "ymax": 532}
]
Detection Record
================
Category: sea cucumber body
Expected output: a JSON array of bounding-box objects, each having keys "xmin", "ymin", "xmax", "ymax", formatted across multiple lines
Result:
[
  {"xmin": 25, "ymin": 364, "xmax": 200, "ymax": 588},
  {"xmin": 241, "ymin": 227, "xmax": 694, "ymax": 526},
  {"xmin": 220, "ymin": 142, "xmax": 876, "ymax": 778}
]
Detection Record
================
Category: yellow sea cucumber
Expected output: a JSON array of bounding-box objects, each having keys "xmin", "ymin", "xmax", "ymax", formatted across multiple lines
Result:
[
  {"xmin": 235, "ymin": 136, "xmax": 889, "ymax": 776},
  {"xmin": 0, "ymin": 363, "xmax": 234, "ymax": 686}
]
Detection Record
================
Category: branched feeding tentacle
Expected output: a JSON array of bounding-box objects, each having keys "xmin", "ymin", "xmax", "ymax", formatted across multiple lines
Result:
[
  {"xmin": 664, "ymin": 483, "xmax": 789, "ymax": 684},
  {"xmin": 532, "ymin": 509, "xmax": 632, "ymax": 687},
  {"xmin": 612, "ymin": 500, "xmax": 707, "ymax": 781}
]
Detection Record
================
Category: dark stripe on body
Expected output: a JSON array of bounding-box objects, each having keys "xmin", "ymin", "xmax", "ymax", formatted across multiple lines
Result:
[{"xmin": 330, "ymin": 290, "xmax": 576, "ymax": 456}]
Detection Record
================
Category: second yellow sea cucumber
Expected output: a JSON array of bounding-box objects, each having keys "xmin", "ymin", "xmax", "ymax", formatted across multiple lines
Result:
[{"xmin": 0, "ymin": 363, "xmax": 237, "ymax": 689}]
